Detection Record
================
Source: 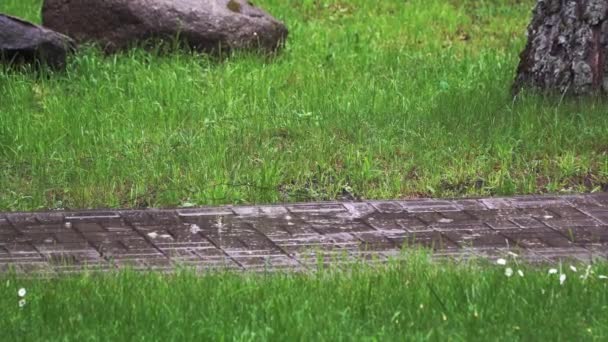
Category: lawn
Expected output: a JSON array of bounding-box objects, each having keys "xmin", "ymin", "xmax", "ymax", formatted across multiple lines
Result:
[
  {"xmin": 0, "ymin": 0, "xmax": 606, "ymax": 211},
  {"xmin": 1, "ymin": 254, "xmax": 608, "ymax": 340}
]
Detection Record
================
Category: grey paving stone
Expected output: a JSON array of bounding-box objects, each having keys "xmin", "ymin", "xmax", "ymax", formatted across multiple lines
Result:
[
  {"xmin": 0, "ymin": 193, "xmax": 607, "ymax": 274},
  {"xmin": 369, "ymin": 201, "xmax": 407, "ymax": 213},
  {"xmin": 6, "ymin": 213, "xmax": 39, "ymax": 226},
  {"xmin": 397, "ymin": 199, "xmax": 462, "ymax": 212},
  {"xmin": 480, "ymin": 198, "xmax": 512, "ymax": 209},
  {"xmin": 177, "ymin": 206, "xmax": 234, "ymax": 217},
  {"xmin": 364, "ymin": 212, "xmax": 429, "ymax": 232},
  {"xmin": 293, "ymin": 212, "xmax": 371, "ymax": 235},
  {"xmin": 452, "ymin": 199, "xmax": 488, "ymax": 211},
  {"xmin": 232, "ymin": 206, "xmax": 263, "ymax": 217},
  {"xmin": 341, "ymin": 202, "xmax": 377, "ymax": 218},
  {"xmin": 35, "ymin": 212, "xmax": 65, "ymax": 224},
  {"xmin": 286, "ymin": 203, "xmax": 347, "ymax": 213},
  {"xmin": 532, "ymin": 247, "xmax": 594, "ymax": 263},
  {"xmin": 563, "ymin": 195, "xmax": 604, "ymax": 208},
  {"xmin": 589, "ymin": 192, "xmax": 608, "ymax": 206},
  {"xmin": 509, "ymin": 196, "xmax": 571, "ymax": 208},
  {"xmin": 581, "ymin": 208, "xmax": 608, "ymax": 225},
  {"xmin": 65, "ymin": 212, "xmax": 121, "ymax": 220},
  {"xmin": 143, "ymin": 210, "xmax": 182, "ymax": 225}
]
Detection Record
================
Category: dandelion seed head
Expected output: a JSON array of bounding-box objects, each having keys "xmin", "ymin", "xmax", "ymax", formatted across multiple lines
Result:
[{"xmin": 18, "ymin": 288, "xmax": 26, "ymax": 297}]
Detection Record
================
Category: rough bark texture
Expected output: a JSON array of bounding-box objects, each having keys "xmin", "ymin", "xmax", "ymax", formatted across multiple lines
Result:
[
  {"xmin": 513, "ymin": 0, "xmax": 608, "ymax": 95},
  {"xmin": 0, "ymin": 13, "xmax": 75, "ymax": 69},
  {"xmin": 41, "ymin": 0, "xmax": 288, "ymax": 54}
]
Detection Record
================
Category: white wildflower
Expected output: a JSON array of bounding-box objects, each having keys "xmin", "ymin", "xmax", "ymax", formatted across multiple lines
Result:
[
  {"xmin": 18, "ymin": 299, "xmax": 26, "ymax": 308},
  {"xmin": 548, "ymin": 268, "xmax": 558, "ymax": 275},
  {"xmin": 570, "ymin": 265, "xmax": 577, "ymax": 273},
  {"xmin": 18, "ymin": 288, "xmax": 26, "ymax": 297},
  {"xmin": 517, "ymin": 270, "xmax": 524, "ymax": 277},
  {"xmin": 496, "ymin": 258, "xmax": 507, "ymax": 265},
  {"xmin": 505, "ymin": 267, "xmax": 514, "ymax": 277},
  {"xmin": 560, "ymin": 273, "xmax": 566, "ymax": 285}
]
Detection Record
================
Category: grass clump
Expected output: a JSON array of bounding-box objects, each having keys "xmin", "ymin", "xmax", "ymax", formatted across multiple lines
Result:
[
  {"xmin": 0, "ymin": 0, "xmax": 607, "ymax": 211},
  {"xmin": 2, "ymin": 254, "xmax": 608, "ymax": 340}
]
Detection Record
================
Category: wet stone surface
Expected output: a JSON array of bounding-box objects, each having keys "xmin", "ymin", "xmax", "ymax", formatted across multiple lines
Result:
[{"xmin": 1, "ymin": 193, "xmax": 607, "ymax": 274}]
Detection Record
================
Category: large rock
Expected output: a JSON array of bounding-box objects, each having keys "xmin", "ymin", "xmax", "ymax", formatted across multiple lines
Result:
[
  {"xmin": 42, "ymin": 0, "xmax": 288, "ymax": 54},
  {"xmin": 0, "ymin": 13, "xmax": 75, "ymax": 69}
]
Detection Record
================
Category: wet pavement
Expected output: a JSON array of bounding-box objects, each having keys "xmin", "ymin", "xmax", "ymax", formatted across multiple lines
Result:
[{"xmin": 1, "ymin": 193, "xmax": 607, "ymax": 275}]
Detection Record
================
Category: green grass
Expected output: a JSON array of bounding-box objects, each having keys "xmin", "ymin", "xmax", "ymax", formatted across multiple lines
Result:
[
  {"xmin": 1, "ymin": 0, "xmax": 607, "ymax": 211},
  {"xmin": 2, "ymin": 254, "xmax": 608, "ymax": 340}
]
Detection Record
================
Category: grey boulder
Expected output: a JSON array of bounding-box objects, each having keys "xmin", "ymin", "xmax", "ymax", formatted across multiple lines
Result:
[
  {"xmin": 42, "ymin": 0, "xmax": 288, "ymax": 54},
  {"xmin": 0, "ymin": 13, "xmax": 76, "ymax": 69}
]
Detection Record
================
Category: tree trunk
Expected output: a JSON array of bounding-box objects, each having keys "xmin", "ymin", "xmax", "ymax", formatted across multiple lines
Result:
[{"xmin": 513, "ymin": 0, "xmax": 608, "ymax": 95}]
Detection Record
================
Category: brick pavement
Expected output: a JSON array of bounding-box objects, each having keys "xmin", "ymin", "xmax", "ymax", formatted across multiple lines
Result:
[{"xmin": 1, "ymin": 193, "xmax": 607, "ymax": 275}]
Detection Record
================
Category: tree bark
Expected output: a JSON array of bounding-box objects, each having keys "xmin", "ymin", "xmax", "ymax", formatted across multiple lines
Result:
[{"xmin": 513, "ymin": 0, "xmax": 608, "ymax": 95}]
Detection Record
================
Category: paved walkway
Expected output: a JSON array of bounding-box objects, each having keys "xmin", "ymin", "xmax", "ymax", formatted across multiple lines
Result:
[{"xmin": 1, "ymin": 193, "xmax": 607, "ymax": 274}]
